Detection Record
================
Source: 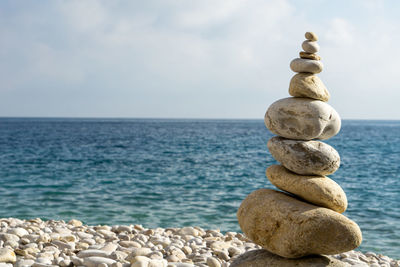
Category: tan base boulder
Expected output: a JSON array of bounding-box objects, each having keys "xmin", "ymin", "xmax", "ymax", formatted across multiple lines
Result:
[
  {"xmin": 267, "ymin": 136, "xmax": 340, "ymax": 176},
  {"xmin": 266, "ymin": 165, "xmax": 347, "ymax": 213},
  {"xmin": 237, "ymin": 189, "xmax": 362, "ymax": 258},
  {"xmin": 231, "ymin": 249, "xmax": 349, "ymax": 267},
  {"xmin": 264, "ymin": 97, "xmax": 341, "ymax": 140},
  {"xmin": 289, "ymin": 73, "xmax": 330, "ymax": 102}
]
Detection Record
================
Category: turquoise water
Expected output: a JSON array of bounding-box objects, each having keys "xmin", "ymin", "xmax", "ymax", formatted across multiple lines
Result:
[{"xmin": 0, "ymin": 118, "xmax": 399, "ymax": 258}]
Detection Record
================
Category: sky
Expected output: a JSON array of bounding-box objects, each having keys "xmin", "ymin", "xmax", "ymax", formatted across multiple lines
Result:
[{"xmin": 1, "ymin": 0, "xmax": 400, "ymax": 119}]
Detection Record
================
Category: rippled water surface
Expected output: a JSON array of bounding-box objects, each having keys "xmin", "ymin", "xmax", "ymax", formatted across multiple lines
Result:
[{"xmin": 0, "ymin": 118, "xmax": 399, "ymax": 258}]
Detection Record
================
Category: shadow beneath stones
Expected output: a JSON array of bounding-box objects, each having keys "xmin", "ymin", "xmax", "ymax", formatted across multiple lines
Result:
[{"xmin": 230, "ymin": 249, "xmax": 348, "ymax": 267}]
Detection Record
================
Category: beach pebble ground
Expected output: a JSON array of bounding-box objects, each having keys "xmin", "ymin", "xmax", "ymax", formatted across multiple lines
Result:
[{"xmin": 0, "ymin": 218, "xmax": 398, "ymax": 267}]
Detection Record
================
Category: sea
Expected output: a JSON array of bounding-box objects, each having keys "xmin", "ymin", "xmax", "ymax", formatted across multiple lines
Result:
[{"xmin": 0, "ymin": 118, "xmax": 399, "ymax": 258}]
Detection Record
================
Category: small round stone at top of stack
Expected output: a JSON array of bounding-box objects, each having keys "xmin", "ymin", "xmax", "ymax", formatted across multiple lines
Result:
[{"xmin": 305, "ymin": 31, "xmax": 318, "ymax": 41}]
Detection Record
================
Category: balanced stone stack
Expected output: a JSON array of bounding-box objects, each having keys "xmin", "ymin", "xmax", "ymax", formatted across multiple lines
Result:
[{"xmin": 234, "ymin": 32, "xmax": 362, "ymax": 265}]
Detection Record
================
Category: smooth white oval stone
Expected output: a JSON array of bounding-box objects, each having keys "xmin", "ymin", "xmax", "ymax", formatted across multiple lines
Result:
[
  {"xmin": 302, "ymin": 40, "xmax": 320, "ymax": 53},
  {"xmin": 265, "ymin": 97, "xmax": 341, "ymax": 140},
  {"xmin": 290, "ymin": 58, "xmax": 323, "ymax": 74}
]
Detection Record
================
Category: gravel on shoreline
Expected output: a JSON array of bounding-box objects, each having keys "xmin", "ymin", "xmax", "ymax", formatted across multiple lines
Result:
[{"xmin": 0, "ymin": 218, "xmax": 398, "ymax": 267}]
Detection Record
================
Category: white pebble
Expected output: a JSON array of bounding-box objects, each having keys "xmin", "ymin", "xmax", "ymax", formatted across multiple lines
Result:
[
  {"xmin": 302, "ymin": 40, "xmax": 320, "ymax": 53},
  {"xmin": 7, "ymin": 228, "xmax": 29, "ymax": 237},
  {"xmin": 77, "ymin": 249, "xmax": 111, "ymax": 258},
  {"xmin": 206, "ymin": 257, "xmax": 221, "ymax": 267},
  {"xmin": 83, "ymin": 256, "xmax": 117, "ymax": 267}
]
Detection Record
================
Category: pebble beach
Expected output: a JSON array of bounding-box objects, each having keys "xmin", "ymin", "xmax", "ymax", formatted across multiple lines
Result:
[{"xmin": 0, "ymin": 218, "xmax": 398, "ymax": 267}]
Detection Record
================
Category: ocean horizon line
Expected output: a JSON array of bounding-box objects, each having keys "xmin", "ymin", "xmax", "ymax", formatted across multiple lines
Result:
[{"xmin": 1, "ymin": 116, "xmax": 399, "ymax": 122}]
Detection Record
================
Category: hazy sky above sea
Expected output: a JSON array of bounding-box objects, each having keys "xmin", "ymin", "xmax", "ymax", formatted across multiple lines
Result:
[{"xmin": 1, "ymin": 0, "xmax": 399, "ymax": 119}]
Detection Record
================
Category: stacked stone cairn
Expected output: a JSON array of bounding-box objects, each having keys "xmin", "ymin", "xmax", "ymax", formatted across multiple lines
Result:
[{"xmin": 234, "ymin": 32, "xmax": 363, "ymax": 266}]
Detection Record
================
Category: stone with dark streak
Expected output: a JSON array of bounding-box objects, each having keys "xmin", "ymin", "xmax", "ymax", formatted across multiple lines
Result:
[{"xmin": 267, "ymin": 136, "xmax": 340, "ymax": 175}]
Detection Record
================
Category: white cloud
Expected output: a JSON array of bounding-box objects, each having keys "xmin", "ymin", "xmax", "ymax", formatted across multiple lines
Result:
[
  {"xmin": 59, "ymin": 0, "xmax": 107, "ymax": 32},
  {"xmin": 173, "ymin": 0, "xmax": 244, "ymax": 29},
  {"xmin": 361, "ymin": 0, "xmax": 384, "ymax": 12},
  {"xmin": 325, "ymin": 18, "xmax": 355, "ymax": 45}
]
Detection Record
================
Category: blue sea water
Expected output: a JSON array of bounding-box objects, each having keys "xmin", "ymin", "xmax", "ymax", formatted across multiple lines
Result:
[{"xmin": 0, "ymin": 118, "xmax": 399, "ymax": 258}]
